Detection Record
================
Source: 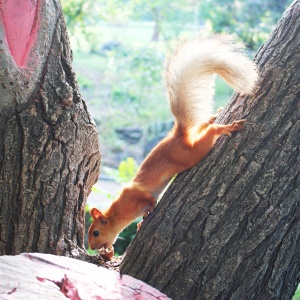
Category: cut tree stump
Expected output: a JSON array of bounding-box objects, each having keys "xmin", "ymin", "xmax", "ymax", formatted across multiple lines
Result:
[{"xmin": 0, "ymin": 253, "xmax": 170, "ymax": 299}]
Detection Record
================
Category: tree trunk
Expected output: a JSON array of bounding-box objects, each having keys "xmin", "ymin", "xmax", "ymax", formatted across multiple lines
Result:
[
  {"xmin": 0, "ymin": 0, "xmax": 100, "ymax": 256},
  {"xmin": 120, "ymin": 1, "xmax": 300, "ymax": 299},
  {"xmin": 151, "ymin": 8, "xmax": 161, "ymax": 42}
]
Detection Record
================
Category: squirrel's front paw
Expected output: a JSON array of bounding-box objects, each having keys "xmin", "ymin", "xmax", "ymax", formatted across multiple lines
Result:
[
  {"xmin": 137, "ymin": 208, "xmax": 154, "ymax": 230},
  {"xmin": 137, "ymin": 220, "xmax": 143, "ymax": 230},
  {"xmin": 231, "ymin": 119, "xmax": 246, "ymax": 131},
  {"xmin": 99, "ymin": 246, "xmax": 114, "ymax": 260},
  {"xmin": 208, "ymin": 107, "xmax": 224, "ymax": 124}
]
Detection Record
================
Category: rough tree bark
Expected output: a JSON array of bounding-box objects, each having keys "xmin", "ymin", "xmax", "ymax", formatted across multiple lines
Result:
[
  {"xmin": 121, "ymin": 1, "xmax": 300, "ymax": 299},
  {"xmin": 0, "ymin": 0, "xmax": 100, "ymax": 256}
]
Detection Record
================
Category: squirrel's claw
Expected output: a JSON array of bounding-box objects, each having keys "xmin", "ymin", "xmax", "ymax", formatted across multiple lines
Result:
[{"xmin": 137, "ymin": 208, "xmax": 154, "ymax": 230}]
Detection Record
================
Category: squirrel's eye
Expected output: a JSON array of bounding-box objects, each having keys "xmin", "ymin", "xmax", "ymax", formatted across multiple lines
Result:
[{"xmin": 93, "ymin": 230, "xmax": 100, "ymax": 238}]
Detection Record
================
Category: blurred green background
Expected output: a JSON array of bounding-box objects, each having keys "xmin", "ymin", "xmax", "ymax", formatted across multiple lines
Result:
[
  {"xmin": 60, "ymin": 1, "xmax": 299, "ymax": 297},
  {"xmin": 61, "ymin": 0, "xmax": 293, "ymax": 172}
]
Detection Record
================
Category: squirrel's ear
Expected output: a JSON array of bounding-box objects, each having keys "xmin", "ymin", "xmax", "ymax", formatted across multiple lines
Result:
[{"xmin": 90, "ymin": 208, "xmax": 104, "ymax": 220}]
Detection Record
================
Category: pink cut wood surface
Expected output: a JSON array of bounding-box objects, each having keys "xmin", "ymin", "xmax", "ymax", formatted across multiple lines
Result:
[
  {"xmin": 0, "ymin": 0, "xmax": 39, "ymax": 67},
  {"xmin": 0, "ymin": 253, "xmax": 171, "ymax": 300}
]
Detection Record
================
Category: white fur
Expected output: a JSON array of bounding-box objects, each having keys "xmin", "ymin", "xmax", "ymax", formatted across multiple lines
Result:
[{"xmin": 164, "ymin": 35, "xmax": 258, "ymax": 128}]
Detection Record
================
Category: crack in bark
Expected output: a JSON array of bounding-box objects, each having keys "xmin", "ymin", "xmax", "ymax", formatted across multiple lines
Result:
[{"xmin": 1, "ymin": 287, "xmax": 17, "ymax": 295}]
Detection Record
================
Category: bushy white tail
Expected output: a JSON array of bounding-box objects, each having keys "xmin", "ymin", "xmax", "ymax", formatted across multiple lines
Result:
[{"xmin": 164, "ymin": 35, "xmax": 258, "ymax": 128}]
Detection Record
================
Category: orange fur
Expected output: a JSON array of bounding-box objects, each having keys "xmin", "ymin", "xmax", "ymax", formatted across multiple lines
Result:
[{"xmin": 88, "ymin": 35, "xmax": 258, "ymax": 254}]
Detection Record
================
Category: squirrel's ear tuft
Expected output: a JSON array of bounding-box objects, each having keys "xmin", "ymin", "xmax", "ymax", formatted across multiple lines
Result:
[{"xmin": 90, "ymin": 207, "xmax": 104, "ymax": 220}]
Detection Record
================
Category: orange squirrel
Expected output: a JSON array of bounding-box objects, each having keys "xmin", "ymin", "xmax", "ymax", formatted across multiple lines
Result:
[{"xmin": 88, "ymin": 35, "xmax": 258, "ymax": 255}]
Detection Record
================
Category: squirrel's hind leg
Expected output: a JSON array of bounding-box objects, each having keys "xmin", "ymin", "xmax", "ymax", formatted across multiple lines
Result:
[
  {"xmin": 208, "ymin": 107, "xmax": 224, "ymax": 124},
  {"xmin": 213, "ymin": 119, "xmax": 246, "ymax": 137}
]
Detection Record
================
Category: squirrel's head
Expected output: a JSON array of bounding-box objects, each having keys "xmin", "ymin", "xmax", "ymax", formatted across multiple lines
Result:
[{"xmin": 88, "ymin": 208, "xmax": 117, "ymax": 251}]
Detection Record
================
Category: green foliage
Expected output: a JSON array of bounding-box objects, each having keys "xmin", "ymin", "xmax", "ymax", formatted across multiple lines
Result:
[
  {"xmin": 110, "ymin": 47, "xmax": 163, "ymax": 105},
  {"xmin": 85, "ymin": 201, "xmax": 137, "ymax": 256},
  {"xmin": 62, "ymin": 0, "xmax": 293, "ymax": 51},
  {"xmin": 104, "ymin": 157, "xmax": 138, "ymax": 183},
  {"xmin": 91, "ymin": 185, "xmax": 115, "ymax": 200},
  {"xmin": 62, "ymin": 0, "xmax": 295, "ymax": 51},
  {"xmin": 63, "ymin": 0, "xmax": 294, "ymax": 142},
  {"xmin": 199, "ymin": 0, "xmax": 293, "ymax": 50},
  {"xmin": 61, "ymin": 0, "xmax": 93, "ymax": 31},
  {"xmin": 214, "ymin": 76, "xmax": 233, "ymax": 109},
  {"xmin": 113, "ymin": 220, "xmax": 140, "ymax": 256},
  {"xmin": 84, "ymin": 205, "xmax": 98, "ymax": 255},
  {"xmin": 293, "ymin": 284, "xmax": 300, "ymax": 300},
  {"xmin": 129, "ymin": 0, "xmax": 195, "ymax": 41},
  {"xmin": 117, "ymin": 157, "xmax": 138, "ymax": 182},
  {"xmin": 76, "ymin": 74, "xmax": 94, "ymax": 89}
]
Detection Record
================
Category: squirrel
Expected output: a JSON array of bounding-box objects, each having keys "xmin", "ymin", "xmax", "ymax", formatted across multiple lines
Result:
[{"xmin": 88, "ymin": 34, "xmax": 258, "ymax": 257}]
